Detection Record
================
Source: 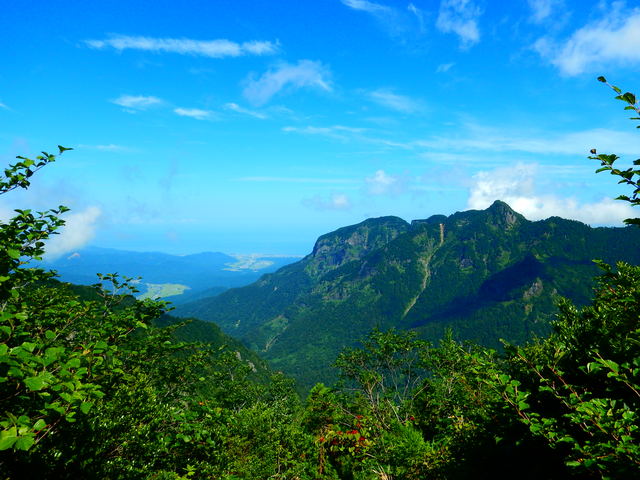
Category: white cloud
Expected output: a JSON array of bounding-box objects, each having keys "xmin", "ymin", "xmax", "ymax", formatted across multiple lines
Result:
[
  {"xmin": 341, "ymin": 0, "xmax": 391, "ymax": 14},
  {"xmin": 173, "ymin": 107, "xmax": 213, "ymax": 120},
  {"xmin": 243, "ymin": 60, "xmax": 332, "ymax": 106},
  {"xmin": 284, "ymin": 120, "xmax": 640, "ymax": 160},
  {"xmin": 86, "ymin": 35, "xmax": 278, "ymax": 58},
  {"xmin": 436, "ymin": 0, "xmax": 482, "ymax": 48},
  {"xmin": 282, "ymin": 125, "xmax": 366, "ymax": 141},
  {"xmin": 408, "ymin": 3, "xmax": 427, "ymax": 32},
  {"xmin": 417, "ymin": 126, "xmax": 640, "ymax": 157},
  {"xmin": 238, "ymin": 176, "xmax": 355, "ymax": 184},
  {"xmin": 111, "ymin": 95, "xmax": 163, "ymax": 111},
  {"xmin": 283, "ymin": 125, "xmax": 365, "ymax": 134},
  {"xmin": 44, "ymin": 206, "xmax": 102, "ymax": 260},
  {"xmin": 303, "ymin": 193, "xmax": 352, "ymax": 211},
  {"xmin": 527, "ymin": 0, "xmax": 558, "ymax": 23},
  {"xmin": 436, "ymin": 62, "xmax": 455, "ymax": 73},
  {"xmin": 534, "ymin": 7, "xmax": 640, "ymax": 75},
  {"xmin": 368, "ymin": 89, "xmax": 422, "ymax": 113},
  {"xmin": 365, "ymin": 170, "xmax": 406, "ymax": 195},
  {"xmin": 342, "ymin": 0, "xmax": 423, "ymax": 40},
  {"xmin": 224, "ymin": 102, "xmax": 267, "ymax": 119},
  {"xmin": 0, "ymin": 101, "xmax": 9, "ymax": 110},
  {"xmin": 467, "ymin": 163, "xmax": 635, "ymax": 225},
  {"xmin": 283, "ymin": 124, "xmax": 413, "ymax": 149},
  {"xmin": 77, "ymin": 144, "xmax": 132, "ymax": 152}
]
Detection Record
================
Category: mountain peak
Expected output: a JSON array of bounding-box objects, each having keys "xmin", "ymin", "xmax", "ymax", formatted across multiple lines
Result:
[
  {"xmin": 488, "ymin": 199, "xmax": 512, "ymax": 210},
  {"xmin": 485, "ymin": 200, "xmax": 524, "ymax": 228}
]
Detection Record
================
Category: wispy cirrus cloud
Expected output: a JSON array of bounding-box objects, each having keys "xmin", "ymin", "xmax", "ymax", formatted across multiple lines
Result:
[
  {"xmin": 282, "ymin": 125, "xmax": 367, "ymax": 141},
  {"xmin": 285, "ymin": 120, "xmax": 640, "ymax": 160},
  {"xmin": 243, "ymin": 60, "xmax": 332, "ymax": 106},
  {"xmin": 527, "ymin": 0, "xmax": 561, "ymax": 23},
  {"xmin": 224, "ymin": 102, "xmax": 267, "ymax": 119},
  {"xmin": 77, "ymin": 144, "xmax": 133, "ymax": 152},
  {"xmin": 341, "ymin": 0, "xmax": 391, "ymax": 15},
  {"xmin": 368, "ymin": 89, "xmax": 423, "ymax": 113},
  {"xmin": 85, "ymin": 35, "xmax": 278, "ymax": 58},
  {"xmin": 533, "ymin": 6, "xmax": 640, "ymax": 75},
  {"xmin": 283, "ymin": 124, "xmax": 413, "ymax": 149},
  {"xmin": 341, "ymin": 0, "xmax": 425, "ymax": 40},
  {"xmin": 173, "ymin": 107, "xmax": 214, "ymax": 120},
  {"xmin": 111, "ymin": 94, "xmax": 163, "ymax": 111},
  {"xmin": 365, "ymin": 170, "xmax": 407, "ymax": 195},
  {"xmin": 417, "ymin": 126, "xmax": 640, "ymax": 157},
  {"xmin": 436, "ymin": 62, "xmax": 455, "ymax": 73},
  {"xmin": 467, "ymin": 162, "xmax": 635, "ymax": 225},
  {"xmin": 238, "ymin": 176, "xmax": 356, "ymax": 184},
  {"xmin": 0, "ymin": 101, "xmax": 9, "ymax": 110},
  {"xmin": 408, "ymin": 3, "xmax": 427, "ymax": 33},
  {"xmin": 436, "ymin": 0, "xmax": 482, "ymax": 49},
  {"xmin": 303, "ymin": 192, "xmax": 352, "ymax": 211}
]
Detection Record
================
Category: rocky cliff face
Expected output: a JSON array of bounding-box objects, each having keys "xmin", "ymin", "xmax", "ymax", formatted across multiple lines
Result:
[{"xmin": 306, "ymin": 216, "xmax": 410, "ymax": 278}]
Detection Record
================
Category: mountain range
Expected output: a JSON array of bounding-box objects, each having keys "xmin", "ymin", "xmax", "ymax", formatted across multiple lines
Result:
[
  {"xmin": 174, "ymin": 201, "xmax": 640, "ymax": 390},
  {"xmin": 42, "ymin": 246, "xmax": 300, "ymax": 303}
]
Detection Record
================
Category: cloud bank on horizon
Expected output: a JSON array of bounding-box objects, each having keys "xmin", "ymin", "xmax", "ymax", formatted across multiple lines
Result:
[
  {"xmin": 467, "ymin": 163, "xmax": 636, "ymax": 225},
  {"xmin": 44, "ymin": 207, "xmax": 103, "ymax": 260}
]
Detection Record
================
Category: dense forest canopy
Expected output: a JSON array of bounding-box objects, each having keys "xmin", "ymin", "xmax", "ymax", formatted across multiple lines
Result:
[{"xmin": 0, "ymin": 79, "xmax": 639, "ymax": 478}]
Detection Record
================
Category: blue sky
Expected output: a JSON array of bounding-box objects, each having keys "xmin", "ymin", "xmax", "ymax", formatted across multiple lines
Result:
[{"xmin": 1, "ymin": 0, "xmax": 640, "ymax": 256}]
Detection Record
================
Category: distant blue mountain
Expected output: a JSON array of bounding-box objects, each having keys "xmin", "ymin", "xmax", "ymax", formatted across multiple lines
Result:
[{"xmin": 41, "ymin": 246, "xmax": 300, "ymax": 301}]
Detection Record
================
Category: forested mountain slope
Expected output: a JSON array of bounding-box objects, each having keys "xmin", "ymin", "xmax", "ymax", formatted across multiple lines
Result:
[
  {"xmin": 175, "ymin": 201, "xmax": 640, "ymax": 389},
  {"xmin": 63, "ymin": 281, "xmax": 271, "ymax": 379}
]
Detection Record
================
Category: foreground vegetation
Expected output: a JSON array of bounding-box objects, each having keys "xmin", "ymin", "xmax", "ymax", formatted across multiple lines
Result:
[{"xmin": 1, "ymin": 79, "xmax": 639, "ymax": 478}]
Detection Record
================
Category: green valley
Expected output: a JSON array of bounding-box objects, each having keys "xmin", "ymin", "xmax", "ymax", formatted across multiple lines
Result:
[{"xmin": 137, "ymin": 282, "xmax": 190, "ymax": 300}]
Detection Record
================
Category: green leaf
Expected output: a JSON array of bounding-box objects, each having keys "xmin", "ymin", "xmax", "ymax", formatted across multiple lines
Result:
[
  {"xmin": 7, "ymin": 248, "xmax": 20, "ymax": 259},
  {"xmin": 0, "ymin": 428, "xmax": 18, "ymax": 451},
  {"xmin": 24, "ymin": 374, "xmax": 50, "ymax": 391},
  {"xmin": 33, "ymin": 419, "xmax": 46, "ymax": 431},
  {"xmin": 14, "ymin": 436, "xmax": 35, "ymax": 451},
  {"xmin": 65, "ymin": 357, "xmax": 81, "ymax": 369}
]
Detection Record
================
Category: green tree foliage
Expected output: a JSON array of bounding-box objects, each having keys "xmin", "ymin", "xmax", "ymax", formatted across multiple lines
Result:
[
  {"xmin": 495, "ymin": 79, "xmax": 640, "ymax": 478},
  {"xmin": 500, "ymin": 262, "xmax": 640, "ymax": 478},
  {"xmin": 334, "ymin": 328, "xmax": 429, "ymax": 426},
  {"xmin": 0, "ymin": 148, "xmax": 315, "ymax": 479},
  {"xmin": 306, "ymin": 330, "xmax": 566, "ymax": 479},
  {"xmin": 592, "ymin": 76, "xmax": 640, "ymax": 225}
]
